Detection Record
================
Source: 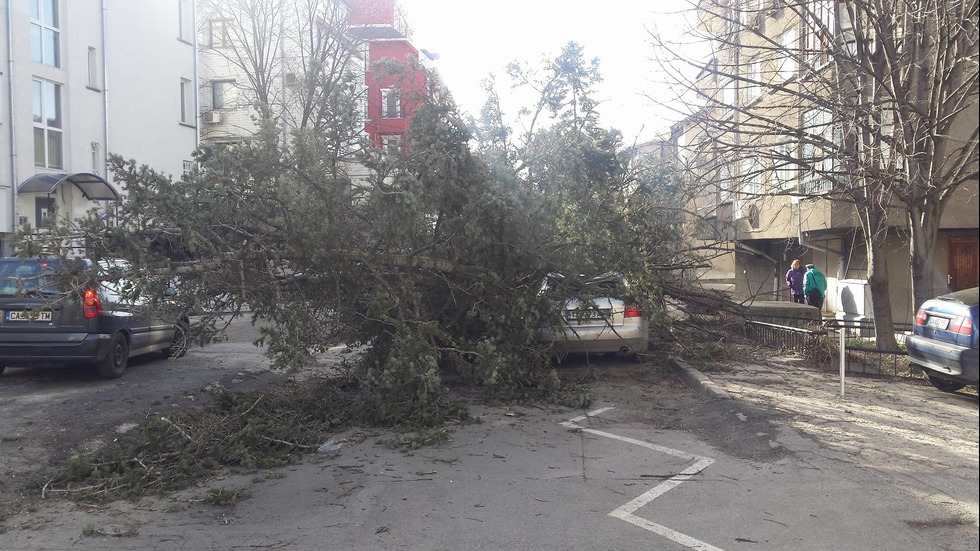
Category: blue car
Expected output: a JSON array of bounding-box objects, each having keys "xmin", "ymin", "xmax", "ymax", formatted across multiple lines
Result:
[{"xmin": 907, "ymin": 287, "xmax": 979, "ymax": 392}]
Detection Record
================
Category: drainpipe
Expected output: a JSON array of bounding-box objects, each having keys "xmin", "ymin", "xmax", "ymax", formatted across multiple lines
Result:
[
  {"xmin": 101, "ymin": 0, "xmax": 109, "ymax": 175},
  {"xmin": 192, "ymin": 0, "xmax": 200, "ymax": 149},
  {"xmin": 6, "ymin": 0, "xmax": 19, "ymax": 240}
]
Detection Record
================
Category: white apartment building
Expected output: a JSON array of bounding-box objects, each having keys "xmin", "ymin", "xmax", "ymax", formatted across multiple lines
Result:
[{"xmin": 0, "ymin": 0, "xmax": 199, "ymax": 254}]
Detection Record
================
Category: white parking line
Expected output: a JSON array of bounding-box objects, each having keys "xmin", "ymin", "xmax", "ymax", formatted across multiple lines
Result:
[{"xmin": 563, "ymin": 407, "xmax": 724, "ymax": 551}]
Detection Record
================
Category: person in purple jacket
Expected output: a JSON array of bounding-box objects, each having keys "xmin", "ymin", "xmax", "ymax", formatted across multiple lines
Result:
[{"xmin": 785, "ymin": 259, "xmax": 805, "ymax": 304}]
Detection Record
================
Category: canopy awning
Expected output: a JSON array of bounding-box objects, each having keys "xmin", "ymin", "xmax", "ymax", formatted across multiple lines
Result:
[{"xmin": 18, "ymin": 172, "xmax": 120, "ymax": 201}]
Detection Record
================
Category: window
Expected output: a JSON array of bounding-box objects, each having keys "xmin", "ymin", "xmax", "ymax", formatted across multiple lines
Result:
[
  {"xmin": 183, "ymin": 160, "xmax": 196, "ymax": 176},
  {"xmin": 773, "ymin": 141, "xmax": 797, "ymax": 190},
  {"xmin": 806, "ymin": 0, "xmax": 836, "ymax": 64},
  {"xmin": 212, "ymin": 80, "xmax": 236, "ymax": 110},
  {"xmin": 745, "ymin": 57, "xmax": 761, "ymax": 102},
  {"xmin": 747, "ymin": 203, "xmax": 760, "ymax": 230},
  {"xmin": 209, "ymin": 20, "xmax": 231, "ymax": 48},
  {"xmin": 180, "ymin": 78, "xmax": 193, "ymax": 124},
  {"xmin": 777, "ymin": 29, "xmax": 797, "ymax": 81},
  {"xmin": 32, "ymin": 79, "xmax": 63, "ymax": 169},
  {"xmin": 739, "ymin": 0, "xmax": 763, "ymax": 26},
  {"xmin": 178, "ymin": 0, "xmax": 194, "ymax": 42},
  {"xmin": 716, "ymin": 161, "xmax": 734, "ymax": 204},
  {"xmin": 381, "ymin": 135, "xmax": 402, "ymax": 157},
  {"xmin": 878, "ymin": 104, "xmax": 905, "ymax": 170},
  {"xmin": 361, "ymin": 44, "xmax": 371, "ymax": 73},
  {"xmin": 91, "ymin": 142, "xmax": 101, "ymax": 175},
  {"xmin": 802, "ymin": 107, "xmax": 839, "ymax": 193},
  {"xmin": 88, "ymin": 47, "xmax": 100, "ymax": 88},
  {"xmin": 695, "ymin": 216, "xmax": 721, "ymax": 241},
  {"xmin": 741, "ymin": 157, "xmax": 762, "ymax": 196},
  {"xmin": 358, "ymin": 95, "xmax": 369, "ymax": 121},
  {"xmin": 721, "ymin": 79, "xmax": 737, "ymax": 119},
  {"xmin": 30, "ymin": 0, "xmax": 60, "ymax": 67},
  {"xmin": 675, "ymin": 128, "xmax": 687, "ymax": 165},
  {"xmin": 381, "ymin": 88, "xmax": 401, "ymax": 119}
]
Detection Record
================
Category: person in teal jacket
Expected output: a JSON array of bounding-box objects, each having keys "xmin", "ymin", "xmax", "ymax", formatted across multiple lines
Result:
[{"xmin": 803, "ymin": 264, "xmax": 827, "ymax": 311}]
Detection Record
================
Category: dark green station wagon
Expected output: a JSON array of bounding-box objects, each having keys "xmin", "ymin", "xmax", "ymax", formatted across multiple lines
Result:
[{"xmin": 0, "ymin": 257, "xmax": 187, "ymax": 379}]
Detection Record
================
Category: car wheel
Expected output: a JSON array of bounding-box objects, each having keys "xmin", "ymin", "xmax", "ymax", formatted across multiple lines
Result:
[
  {"xmin": 926, "ymin": 373, "xmax": 965, "ymax": 393},
  {"xmin": 96, "ymin": 332, "xmax": 130, "ymax": 379},
  {"xmin": 162, "ymin": 321, "xmax": 189, "ymax": 359}
]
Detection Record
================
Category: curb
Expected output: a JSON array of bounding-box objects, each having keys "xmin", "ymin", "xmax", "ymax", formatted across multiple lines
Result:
[{"xmin": 668, "ymin": 357, "xmax": 732, "ymax": 401}]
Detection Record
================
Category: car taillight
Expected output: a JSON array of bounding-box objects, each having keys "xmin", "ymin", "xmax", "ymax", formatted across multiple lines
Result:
[
  {"xmin": 624, "ymin": 307, "xmax": 642, "ymax": 318},
  {"xmin": 83, "ymin": 288, "xmax": 102, "ymax": 318},
  {"xmin": 950, "ymin": 316, "xmax": 974, "ymax": 335},
  {"xmin": 914, "ymin": 309, "xmax": 927, "ymax": 325}
]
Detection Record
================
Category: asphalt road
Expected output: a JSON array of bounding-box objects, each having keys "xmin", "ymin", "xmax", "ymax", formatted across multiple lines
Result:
[
  {"xmin": 1, "ymin": 327, "xmax": 977, "ymax": 551},
  {"xmin": 0, "ymin": 317, "xmax": 278, "ymax": 519}
]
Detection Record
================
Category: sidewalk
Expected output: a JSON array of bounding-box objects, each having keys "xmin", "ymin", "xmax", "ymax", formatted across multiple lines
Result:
[{"xmin": 680, "ymin": 348, "xmax": 979, "ymax": 531}]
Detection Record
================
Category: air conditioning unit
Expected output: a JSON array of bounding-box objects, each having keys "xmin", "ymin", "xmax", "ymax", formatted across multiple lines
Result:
[{"xmin": 203, "ymin": 111, "xmax": 222, "ymax": 124}]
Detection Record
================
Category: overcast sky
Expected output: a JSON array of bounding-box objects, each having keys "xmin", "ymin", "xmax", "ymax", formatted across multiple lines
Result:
[{"xmin": 398, "ymin": 0, "xmax": 687, "ymax": 144}]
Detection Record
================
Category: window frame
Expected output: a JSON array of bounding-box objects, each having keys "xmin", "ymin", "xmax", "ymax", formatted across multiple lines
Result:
[
  {"xmin": 801, "ymin": 107, "xmax": 838, "ymax": 193},
  {"xmin": 806, "ymin": 0, "xmax": 836, "ymax": 65},
  {"xmin": 739, "ymin": 0, "xmax": 763, "ymax": 27},
  {"xmin": 777, "ymin": 28, "xmax": 797, "ymax": 82},
  {"xmin": 87, "ymin": 47, "xmax": 100, "ymax": 89},
  {"xmin": 211, "ymin": 79, "xmax": 237, "ymax": 110},
  {"xmin": 381, "ymin": 134, "xmax": 402, "ymax": 158},
  {"xmin": 178, "ymin": 0, "xmax": 194, "ymax": 42},
  {"xmin": 32, "ymin": 78, "xmax": 63, "ymax": 169},
  {"xmin": 208, "ymin": 19, "xmax": 231, "ymax": 49},
  {"xmin": 773, "ymin": 141, "xmax": 797, "ymax": 191},
  {"xmin": 380, "ymin": 88, "xmax": 402, "ymax": 119},
  {"xmin": 179, "ymin": 78, "xmax": 193, "ymax": 125},
  {"xmin": 745, "ymin": 56, "xmax": 762, "ymax": 102},
  {"xmin": 30, "ymin": 0, "xmax": 60, "ymax": 68},
  {"xmin": 741, "ymin": 156, "xmax": 763, "ymax": 197},
  {"xmin": 721, "ymin": 79, "xmax": 737, "ymax": 120}
]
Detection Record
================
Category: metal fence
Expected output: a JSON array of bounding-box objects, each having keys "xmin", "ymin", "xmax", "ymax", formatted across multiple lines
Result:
[
  {"xmin": 744, "ymin": 320, "xmax": 828, "ymax": 359},
  {"xmin": 824, "ymin": 319, "xmax": 916, "ymax": 378},
  {"xmin": 745, "ymin": 318, "xmax": 920, "ymax": 379}
]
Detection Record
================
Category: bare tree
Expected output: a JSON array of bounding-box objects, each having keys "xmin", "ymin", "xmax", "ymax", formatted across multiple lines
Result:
[
  {"xmin": 651, "ymin": 0, "xmax": 978, "ymax": 346},
  {"xmin": 198, "ymin": 0, "xmax": 365, "ymax": 141}
]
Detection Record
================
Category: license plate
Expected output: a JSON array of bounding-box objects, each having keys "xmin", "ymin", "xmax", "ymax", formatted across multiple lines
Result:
[
  {"xmin": 5, "ymin": 310, "xmax": 53, "ymax": 322},
  {"xmin": 926, "ymin": 316, "xmax": 949, "ymax": 330},
  {"xmin": 566, "ymin": 309, "xmax": 610, "ymax": 321}
]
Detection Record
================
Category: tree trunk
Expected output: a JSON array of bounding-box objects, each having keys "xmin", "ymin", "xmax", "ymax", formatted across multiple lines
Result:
[
  {"xmin": 860, "ymin": 208, "xmax": 898, "ymax": 350},
  {"xmin": 908, "ymin": 200, "xmax": 944, "ymax": 312}
]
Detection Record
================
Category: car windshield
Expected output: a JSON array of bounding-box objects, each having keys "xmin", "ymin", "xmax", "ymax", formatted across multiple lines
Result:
[{"xmin": 0, "ymin": 259, "xmax": 63, "ymax": 297}]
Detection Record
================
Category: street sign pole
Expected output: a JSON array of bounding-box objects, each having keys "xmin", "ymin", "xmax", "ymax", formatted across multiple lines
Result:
[{"xmin": 839, "ymin": 325, "xmax": 846, "ymax": 398}]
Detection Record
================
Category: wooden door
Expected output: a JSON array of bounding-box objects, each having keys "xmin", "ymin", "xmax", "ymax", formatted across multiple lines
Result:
[{"xmin": 948, "ymin": 237, "xmax": 979, "ymax": 291}]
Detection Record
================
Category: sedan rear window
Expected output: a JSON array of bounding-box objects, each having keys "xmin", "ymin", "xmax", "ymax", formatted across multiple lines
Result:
[{"xmin": 0, "ymin": 259, "xmax": 62, "ymax": 296}]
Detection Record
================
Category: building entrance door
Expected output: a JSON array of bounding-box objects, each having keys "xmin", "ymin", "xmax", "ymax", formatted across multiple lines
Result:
[
  {"xmin": 948, "ymin": 237, "xmax": 979, "ymax": 291},
  {"xmin": 35, "ymin": 197, "xmax": 56, "ymax": 229}
]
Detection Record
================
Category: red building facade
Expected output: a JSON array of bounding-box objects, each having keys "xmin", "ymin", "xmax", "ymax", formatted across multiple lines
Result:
[{"xmin": 346, "ymin": 0, "xmax": 433, "ymax": 148}]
